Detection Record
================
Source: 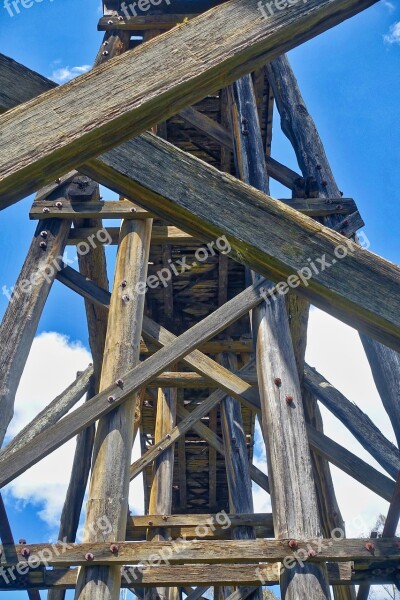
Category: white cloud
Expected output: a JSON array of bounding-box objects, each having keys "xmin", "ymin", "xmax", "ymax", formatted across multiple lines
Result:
[
  {"xmin": 51, "ymin": 64, "xmax": 91, "ymax": 84},
  {"xmin": 382, "ymin": 0, "xmax": 395, "ymax": 11},
  {"xmin": 384, "ymin": 21, "xmax": 400, "ymax": 45},
  {"xmin": 306, "ymin": 308, "xmax": 396, "ymax": 536}
]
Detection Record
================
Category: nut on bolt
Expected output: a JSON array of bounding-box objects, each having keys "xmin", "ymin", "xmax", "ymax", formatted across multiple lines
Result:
[
  {"xmin": 288, "ymin": 540, "xmax": 298, "ymax": 550},
  {"xmin": 285, "ymin": 395, "xmax": 294, "ymax": 405},
  {"xmin": 115, "ymin": 379, "xmax": 124, "ymax": 388},
  {"xmin": 365, "ymin": 542, "xmax": 375, "ymax": 553},
  {"xmin": 162, "ymin": 515, "xmax": 168, "ymax": 521},
  {"xmin": 85, "ymin": 552, "xmax": 94, "ymax": 561},
  {"xmin": 21, "ymin": 548, "xmax": 30, "ymax": 558},
  {"xmin": 40, "ymin": 241, "xmax": 47, "ymax": 250},
  {"xmin": 42, "ymin": 207, "xmax": 50, "ymax": 213},
  {"xmin": 40, "ymin": 230, "xmax": 48, "ymax": 238},
  {"xmin": 55, "ymin": 201, "xmax": 63, "ymax": 209},
  {"xmin": 274, "ymin": 377, "xmax": 282, "ymax": 387},
  {"xmin": 108, "ymin": 395, "xmax": 116, "ymax": 404},
  {"xmin": 110, "ymin": 544, "xmax": 119, "ymax": 554}
]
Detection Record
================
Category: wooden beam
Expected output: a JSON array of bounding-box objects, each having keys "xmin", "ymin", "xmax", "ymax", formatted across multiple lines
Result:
[
  {"xmin": 230, "ymin": 73, "xmax": 330, "ymax": 600},
  {"xmin": 81, "ymin": 132, "xmax": 400, "ymax": 351},
  {"xmin": 67, "ymin": 226, "xmax": 193, "ymax": 245},
  {"xmin": 1, "ymin": 539, "xmax": 399, "ymax": 567},
  {"xmin": 0, "ymin": 279, "xmax": 266, "ymax": 489},
  {"xmin": 31, "ymin": 197, "xmax": 357, "ymax": 221},
  {"xmin": 0, "ymin": 53, "xmax": 56, "ymax": 113},
  {"xmin": 75, "ymin": 218, "xmax": 152, "ymax": 600},
  {"xmin": 0, "ymin": 562, "xmax": 360, "ymax": 589},
  {"xmin": 0, "ymin": 196, "xmax": 71, "ymax": 447},
  {"xmin": 0, "ymin": 0, "xmax": 379, "ymax": 207},
  {"xmin": 304, "ymin": 364, "xmax": 400, "ymax": 479}
]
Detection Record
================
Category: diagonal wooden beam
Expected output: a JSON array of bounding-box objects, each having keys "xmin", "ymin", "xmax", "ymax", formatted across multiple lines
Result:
[
  {"xmin": 0, "ymin": 0, "xmax": 378, "ymax": 207},
  {"xmin": 0, "ymin": 279, "xmax": 266, "ymax": 489},
  {"xmin": 304, "ymin": 364, "xmax": 400, "ymax": 479}
]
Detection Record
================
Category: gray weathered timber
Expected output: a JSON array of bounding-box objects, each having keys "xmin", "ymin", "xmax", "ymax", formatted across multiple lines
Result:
[
  {"xmin": 0, "ymin": 562, "xmax": 358, "ymax": 589},
  {"xmin": 75, "ymin": 218, "xmax": 152, "ymax": 600},
  {"xmin": 1, "ymin": 539, "xmax": 399, "ymax": 567},
  {"xmin": 0, "ymin": 209, "xmax": 71, "ymax": 448},
  {"xmin": 307, "ymin": 426, "xmax": 396, "ymax": 502},
  {"xmin": 230, "ymin": 73, "xmax": 330, "ymax": 600},
  {"xmin": 0, "ymin": 53, "xmax": 56, "ymax": 113},
  {"xmin": 0, "ymin": 279, "xmax": 266, "ymax": 489},
  {"xmin": 81, "ymin": 133, "xmax": 400, "ymax": 351},
  {"xmin": 304, "ymin": 365, "xmax": 400, "ymax": 479},
  {"xmin": 0, "ymin": 0, "xmax": 379, "ymax": 207},
  {"xmin": 0, "ymin": 366, "xmax": 92, "ymax": 461}
]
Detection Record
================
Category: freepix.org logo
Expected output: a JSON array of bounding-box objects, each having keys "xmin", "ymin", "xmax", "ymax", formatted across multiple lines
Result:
[{"xmin": 4, "ymin": 0, "xmax": 55, "ymax": 18}]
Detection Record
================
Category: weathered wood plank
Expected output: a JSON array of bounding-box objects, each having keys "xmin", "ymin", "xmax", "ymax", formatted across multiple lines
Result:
[
  {"xmin": 0, "ymin": 279, "xmax": 266, "ymax": 488},
  {"xmin": 31, "ymin": 197, "xmax": 357, "ymax": 220},
  {"xmin": 98, "ymin": 15, "xmax": 199, "ymax": 31},
  {"xmin": 0, "ymin": 562, "xmax": 358, "ymax": 589},
  {"xmin": 81, "ymin": 132, "xmax": 400, "ymax": 351},
  {"xmin": 75, "ymin": 218, "xmax": 152, "ymax": 600},
  {"xmin": 67, "ymin": 226, "xmax": 193, "ymax": 245},
  {"xmin": 1, "ymin": 539, "xmax": 399, "ymax": 567},
  {"xmin": 304, "ymin": 364, "xmax": 400, "ymax": 479},
  {"xmin": 0, "ymin": 53, "xmax": 56, "ymax": 113},
  {"xmin": 0, "ymin": 0, "xmax": 379, "ymax": 207}
]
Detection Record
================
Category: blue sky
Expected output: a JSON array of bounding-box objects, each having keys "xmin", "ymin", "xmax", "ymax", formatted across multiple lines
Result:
[{"xmin": 0, "ymin": 1, "xmax": 399, "ymax": 599}]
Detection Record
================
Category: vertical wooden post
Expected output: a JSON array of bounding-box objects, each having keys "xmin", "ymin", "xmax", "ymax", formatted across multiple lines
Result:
[
  {"xmin": 229, "ymin": 74, "xmax": 331, "ymax": 600},
  {"xmin": 75, "ymin": 217, "xmax": 152, "ymax": 600},
  {"xmin": 219, "ymin": 352, "xmax": 262, "ymax": 600}
]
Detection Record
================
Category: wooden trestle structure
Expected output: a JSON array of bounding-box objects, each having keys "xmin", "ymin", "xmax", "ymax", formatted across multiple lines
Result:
[{"xmin": 0, "ymin": 1, "xmax": 400, "ymax": 599}]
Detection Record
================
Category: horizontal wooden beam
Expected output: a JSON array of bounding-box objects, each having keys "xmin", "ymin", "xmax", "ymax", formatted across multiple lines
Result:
[
  {"xmin": 126, "ymin": 513, "xmax": 273, "ymax": 535},
  {"xmin": 0, "ymin": 0, "xmax": 378, "ymax": 207},
  {"xmin": 1, "ymin": 539, "xmax": 398, "ymax": 567},
  {"xmin": 67, "ymin": 226, "xmax": 194, "ymax": 245},
  {"xmin": 140, "ymin": 371, "xmax": 257, "ymax": 388},
  {"xmin": 31, "ymin": 197, "xmax": 357, "ymax": 221},
  {"xmin": 83, "ymin": 133, "xmax": 400, "ymax": 351},
  {"xmin": 0, "ymin": 562, "xmax": 362, "ymax": 589},
  {"xmin": 0, "ymin": 280, "xmax": 265, "ymax": 489},
  {"xmin": 98, "ymin": 14, "xmax": 199, "ymax": 31}
]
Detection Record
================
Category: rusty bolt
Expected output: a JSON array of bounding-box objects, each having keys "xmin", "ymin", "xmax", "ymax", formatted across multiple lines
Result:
[
  {"xmin": 56, "ymin": 201, "xmax": 63, "ymax": 209},
  {"xmin": 85, "ymin": 553, "xmax": 94, "ymax": 561},
  {"xmin": 40, "ymin": 230, "xmax": 48, "ymax": 238},
  {"xmin": 115, "ymin": 379, "xmax": 124, "ymax": 388},
  {"xmin": 40, "ymin": 241, "xmax": 47, "ymax": 250},
  {"xmin": 148, "ymin": 521, "xmax": 154, "ymax": 526},
  {"xmin": 166, "ymin": 434, "xmax": 171, "ymax": 440},
  {"xmin": 365, "ymin": 542, "xmax": 375, "ymax": 553},
  {"xmin": 42, "ymin": 207, "xmax": 50, "ymax": 213},
  {"xmin": 162, "ymin": 515, "xmax": 168, "ymax": 521},
  {"xmin": 108, "ymin": 395, "xmax": 116, "ymax": 404},
  {"xmin": 288, "ymin": 540, "xmax": 298, "ymax": 550},
  {"xmin": 274, "ymin": 377, "xmax": 282, "ymax": 387},
  {"xmin": 55, "ymin": 178, "xmax": 61, "ymax": 184},
  {"xmin": 19, "ymin": 539, "xmax": 27, "ymax": 545},
  {"xmin": 21, "ymin": 548, "xmax": 30, "ymax": 558},
  {"xmin": 130, "ymin": 207, "xmax": 137, "ymax": 213},
  {"xmin": 110, "ymin": 544, "xmax": 119, "ymax": 554},
  {"xmin": 286, "ymin": 395, "xmax": 294, "ymax": 404}
]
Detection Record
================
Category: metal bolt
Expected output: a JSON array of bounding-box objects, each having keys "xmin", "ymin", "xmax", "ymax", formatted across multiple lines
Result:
[
  {"xmin": 274, "ymin": 377, "xmax": 282, "ymax": 387},
  {"xmin": 40, "ymin": 230, "xmax": 48, "ymax": 238},
  {"xmin": 166, "ymin": 434, "xmax": 171, "ymax": 439},
  {"xmin": 162, "ymin": 515, "xmax": 168, "ymax": 521},
  {"xmin": 148, "ymin": 521, "xmax": 153, "ymax": 526},
  {"xmin": 40, "ymin": 241, "xmax": 47, "ymax": 250},
  {"xmin": 288, "ymin": 540, "xmax": 298, "ymax": 550},
  {"xmin": 103, "ymin": 51, "xmax": 109, "ymax": 56},
  {"xmin": 286, "ymin": 395, "xmax": 294, "ymax": 404},
  {"xmin": 85, "ymin": 553, "xmax": 94, "ymax": 561},
  {"xmin": 121, "ymin": 280, "xmax": 127, "ymax": 288},
  {"xmin": 55, "ymin": 178, "xmax": 61, "ymax": 184},
  {"xmin": 365, "ymin": 542, "xmax": 374, "ymax": 552},
  {"xmin": 19, "ymin": 539, "xmax": 27, "ymax": 545},
  {"xmin": 103, "ymin": 41, "xmax": 109, "ymax": 46},
  {"xmin": 118, "ymin": 15, "xmax": 124, "ymax": 20},
  {"xmin": 308, "ymin": 548, "xmax": 317, "ymax": 557},
  {"xmin": 21, "ymin": 548, "xmax": 30, "ymax": 558},
  {"xmin": 42, "ymin": 207, "xmax": 50, "ymax": 213},
  {"xmin": 110, "ymin": 544, "xmax": 119, "ymax": 554},
  {"xmin": 107, "ymin": 19, "xmax": 113, "ymax": 24},
  {"xmin": 56, "ymin": 201, "xmax": 63, "ymax": 209},
  {"xmin": 108, "ymin": 395, "xmax": 116, "ymax": 404},
  {"xmin": 115, "ymin": 379, "xmax": 124, "ymax": 388},
  {"xmin": 122, "ymin": 294, "xmax": 130, "ymax": 302},
  {"xmin": 322, "ymin": 180, "xmax": 328, "ymax": 187},
  {"xmin": 130, "ymin": 207, "xmax": 137, "ymax": 213}
]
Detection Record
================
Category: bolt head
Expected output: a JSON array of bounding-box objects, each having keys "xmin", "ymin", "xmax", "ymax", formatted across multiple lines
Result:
[
  {"xmin": 148, "ymin": 521, "xmax": 153, "ymax": 526},
  {"xmin": 40, "ymin": 230, "xmax": 48, "ymax": 238},
  {"xmin": 55, "ymin": 201, "xmax": 63, "ymax": 209},
  {"xmin": 162, "ymin": 515, "xmax": 168, "ymax": 521},
  {"xmin": 21, "ymin": 548, "xmax": 30, "ymax": 558},
  {"xmin": 40, "ymin": 241, "xmax": 47, "ymax": 250},
  {"xmin": 42, "ymin": 207, "xmax": 50, "ymax": 213},
  {"xmin": 103, "ymin": 51, "xmax": 109, "ymax": 56},
  {"xmin": 285, "ymin": 395, "xmax": 294, "ymax": 404},
  {"xmin": 115, "ymin": 379, "xmax": 124, "ymax": 388},
  {"xmin": 274, "ymin": 377, "xmax": 282, "ymax": 387},
  {"xmin": 55, "ymin": 178, "xmax": 61, "ymax": 185},
  {"xmin": 130, "ymin": 207, "xmax": 137, "ymax": 213},
  {"xmin": 108, "ymin": 395, "xmax": 116, "ymax": 404},
  {"xmin": 110, "ymin": 544, "xmax": 119, "ymax": 554},
  {"xmin": 85, "ymin": 553, "xmax": 94, "ymax": 561},
  {"xmin": 288, "ymin": 540, "xmax": 298, "ymax": 550},
  {"xmin": 365, "ymin": 542, "xmax": 375, "ymax": 552},
  {"xmin": 107, "ymin": 19, "xmax": 113, "ymax": 24},
  {"xmin": 121, "ymin": 280, "xmax": 127, "ymax": 288},
  {"xmin": 19, "ymin": 539, "xmax": 27, "ymax": 545},
  {"xmin": 122, "ymin": 294, "xmax": 130, "ymax": 302}
]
